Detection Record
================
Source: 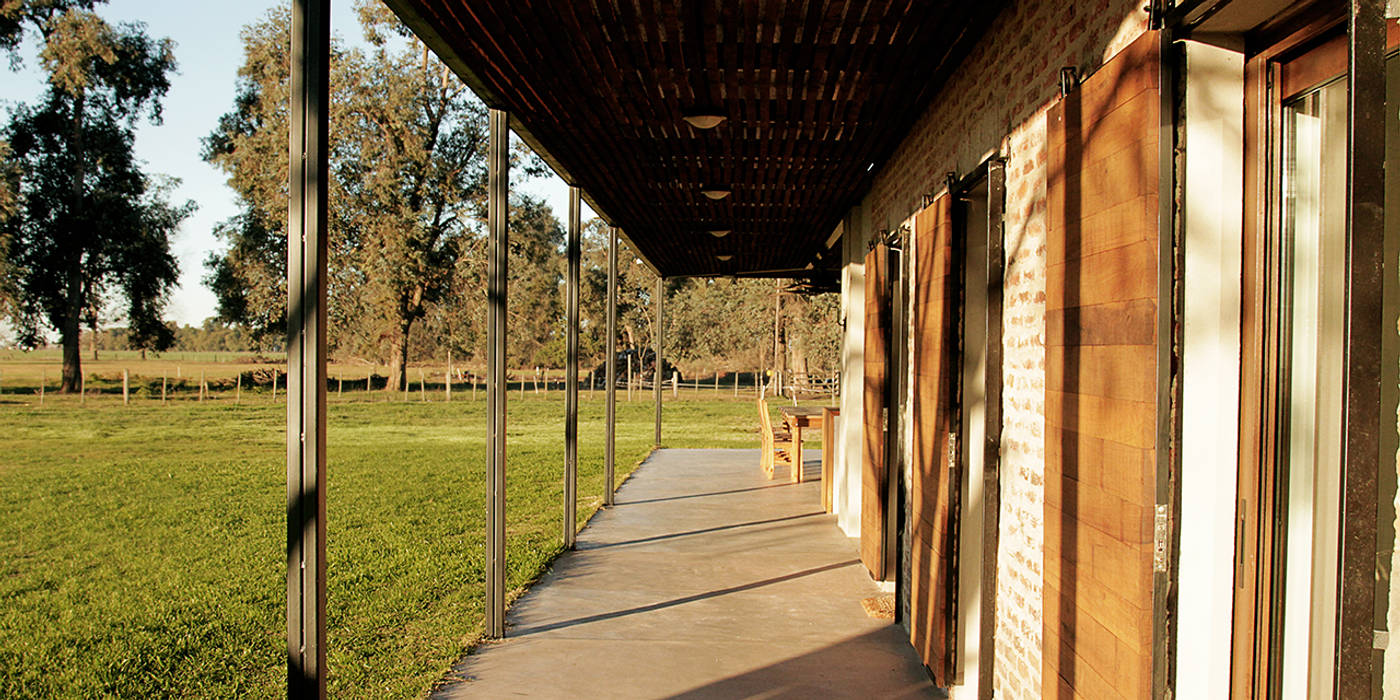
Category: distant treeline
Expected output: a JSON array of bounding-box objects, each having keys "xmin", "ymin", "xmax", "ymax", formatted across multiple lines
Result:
[{"xmin": 85, "ymin": 321, "xmax": 276, "ymax": 355}]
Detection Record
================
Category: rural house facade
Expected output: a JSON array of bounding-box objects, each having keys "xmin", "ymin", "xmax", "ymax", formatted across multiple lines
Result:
[{"xmin": 282, "ymin": 0, "xmax": 1400, "ymax": 697}]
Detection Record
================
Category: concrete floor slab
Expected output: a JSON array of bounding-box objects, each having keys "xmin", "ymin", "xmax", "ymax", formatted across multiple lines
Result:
[{"xmin": 431, "ymin": 448, "xmax": 938, "ymax": 699}]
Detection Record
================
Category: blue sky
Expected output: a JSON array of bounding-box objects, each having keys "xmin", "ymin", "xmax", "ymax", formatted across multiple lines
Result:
[{"xmin": 0, "ymin": 0, "xmax": 583, "ymax": 327}]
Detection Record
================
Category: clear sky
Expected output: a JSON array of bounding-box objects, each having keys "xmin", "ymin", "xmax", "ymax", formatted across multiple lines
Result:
[{"xmin": 0, "ymin": 0, "xmax": 585, "ymax": 327}]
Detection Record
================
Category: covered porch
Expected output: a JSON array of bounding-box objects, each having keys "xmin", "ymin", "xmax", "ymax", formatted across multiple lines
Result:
[{"xmin": 431, "ymin": 448, "xmax": 931, "ymax": 698}]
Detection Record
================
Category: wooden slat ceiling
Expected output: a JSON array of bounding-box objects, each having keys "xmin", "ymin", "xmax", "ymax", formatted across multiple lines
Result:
[{"xmin": 383, "ymin": 0, "xmax": 1006, "ymax": 278}]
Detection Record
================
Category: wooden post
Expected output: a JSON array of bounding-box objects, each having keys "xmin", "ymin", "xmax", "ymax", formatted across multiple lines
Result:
[
  {"xmin": 627, "ymin": 354, "xmax": 633, "ymax": 402},
  {"xmin": 122, "ymin": 369, "xmax": 129, "ymax": 405},
  {"xmin": 199, "ymin": 371, "xmax": 206, "ymax": 402},
  {"xmin": 272, "ymin": 371, "xmax": 278, "ymax": 401},
  {"xmin": 672, "ymin": 371, "xmax": 678, "ymax": 398},
  {"xmin": 472, "ymin": 372, "xmax": 478, "ymax": 401},
  {"xmin": 403, "ymin": 371, "xmax": 409, "ymax": 402},
  {"xmin": 367, "ymin": 368, "xmax": 372, "ymax": 396},
  {"xmin": 81, "ymin": 372, "xmax": 86, "ymax": 404},
  {"xmin": 714, "ymin": 370, "xmax": 719, "ymax": 395},
  {"xmin": 162, "ymin": 373, "xmax": 167, "ymax": 403},
  {"xmin": 238, "ymin": 373, "xmax": 244, "ymax": 404},
  {"xmin": 734, "ymin": 371, "xmax": 739, "ymax": 397},
  {"xmin": 419, "ymin": 369, "xmax": 426, "ymax": 402},
  {"xmin": 534, "ymin": 366, "xmax": 540, "ymax": 395},
  {"xmin": 445, "ymin": 369, "xmax": 451, "ymax": 402},
  {"xmin": 337, "ymin": 373, "xmax": 342, "ymax": 398}
]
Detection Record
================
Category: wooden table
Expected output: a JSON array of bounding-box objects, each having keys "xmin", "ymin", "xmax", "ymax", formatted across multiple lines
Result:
[{"xmin": 779, "ymin": 406, "xmax": 830, "ymax": 484}]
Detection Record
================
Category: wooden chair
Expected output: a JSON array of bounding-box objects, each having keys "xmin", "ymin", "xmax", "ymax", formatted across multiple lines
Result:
[{"xmin": 757, "ymin": 398, "xmax": 793, "ymax": 479}]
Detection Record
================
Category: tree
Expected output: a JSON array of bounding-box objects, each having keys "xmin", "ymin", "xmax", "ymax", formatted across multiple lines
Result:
[
  {"xmin": 1, "ymin": 6, "xmax": 190, "ymax": 391},
  {"xmin": 206, "ymin": 2, "xmax": 547, "ymax": 389}
]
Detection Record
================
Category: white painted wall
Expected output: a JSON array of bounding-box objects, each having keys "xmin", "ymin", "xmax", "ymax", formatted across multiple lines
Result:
[
  {"xmin": 1175, "ymin": 40, "xmax": 1244, "ymax": 700},
  {"xmin": 835, "ymin": 200, "xmax": 871, "ymax": 538}
]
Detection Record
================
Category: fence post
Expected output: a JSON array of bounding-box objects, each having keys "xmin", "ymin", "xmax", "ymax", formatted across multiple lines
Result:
[
  {"xmin": 734, "ymin": 371, "xmax": 739, "ymax": 397},
  {"xmin": 626, "ymin": 355, "xmax": 633, "ymax": 402},
  {"xmin": 445, "ymin": 369, "xmax": 451, "ymax": 402},
  {"xmin": 420, "ymin": 369, "xmax": 426, "ymax": 402},
  {"xmin": 472, "ymin": 372, "xmax": 478, "ymax": 401},
  {"xmin": 238, "ymin": 373, "xmax": 243, "ymax": 404},
  {"xmin": 272, "ymin": 371, "xmax": 278, "ymax": 401},
  {"xmin": 337, "ymin": 373, "xmax": 342, "ymax": 398},
  {"xmin": 199, "ymin": 371, "xmax": 206, "ymax": 402},
  {"xmin": 123, "ymin": 369, "xmax": 129, "ymax": 405},
  {"xmin": 672, "ymin": 371, "xmax": 678, "ymax": 398},
  {"xmin": 162, "ymin": 373, "xmax": 167, "ymax": 403},
  {"xmin": 367, "ymin": 368, "xmax": 372, "ymax": 396}
]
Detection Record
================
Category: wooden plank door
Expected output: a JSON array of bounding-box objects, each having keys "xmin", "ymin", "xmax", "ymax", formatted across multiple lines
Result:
[
  {"xmin": 1044, "ymin": 30, "xmax": 1162, "ymax": 699},
  {"xmin": 910, "ymin": 194, "xmax": 960, "ymax": 686},
  {"xmin": 861, "ymin": 243, "xmax": 891, "ymax": 580}
]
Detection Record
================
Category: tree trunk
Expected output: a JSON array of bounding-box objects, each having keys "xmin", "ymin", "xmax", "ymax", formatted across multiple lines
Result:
[
  {"xmin": 386, "ymin": 319, "xmax": 414, "ymax": 392},
  {"xmin": 60, "ymin": 270, "xmax": 83, "ymax": 393},
  {"xmin": 62, "ymin": 88, "xmax": 87, "ymax": 393}
]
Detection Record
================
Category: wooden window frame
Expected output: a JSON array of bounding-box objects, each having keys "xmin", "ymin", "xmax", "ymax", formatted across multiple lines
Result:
[{"xmin": 1232, "ymin": 11, "xmax": 1353, "ymax": 700}]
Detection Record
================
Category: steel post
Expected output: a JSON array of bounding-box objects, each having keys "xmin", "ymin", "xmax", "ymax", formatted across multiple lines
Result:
[
  {"xmin": 605, "ymin": 228, "xmax": 618, "ymax": 506},
  {"xmin": 564, "ymin": 187, "xmax": 580, "ymax": 548},
  {"xmin": 287, "ymin": 0, "xmax": 329, "ymax": 695},
  {"xmin": 1335, "ymin": 1, "xmax": 1385, "ymax": 695},
  {"xmin": 654, "ymin": 277, "xmax": 663, "ymax": 448},
  {"xmin": 485, "ymin": 108, "xmax": 509, "ymax": 639}
]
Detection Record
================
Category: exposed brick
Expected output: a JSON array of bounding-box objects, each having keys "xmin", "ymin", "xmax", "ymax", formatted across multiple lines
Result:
[{"xmin": 861, "ymin": 1, "xmax": 1151, "ymax": 697}]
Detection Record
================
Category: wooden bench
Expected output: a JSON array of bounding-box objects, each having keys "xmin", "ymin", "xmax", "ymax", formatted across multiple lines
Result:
[{"xmin": 756, "ymin": 398, "xmax": 792, "ymax": 479}]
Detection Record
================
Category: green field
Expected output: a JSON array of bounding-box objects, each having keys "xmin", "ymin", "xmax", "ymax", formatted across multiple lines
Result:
[{"xmin": 0, "ymin": 380, "xmax": 780, "ymax": 698}]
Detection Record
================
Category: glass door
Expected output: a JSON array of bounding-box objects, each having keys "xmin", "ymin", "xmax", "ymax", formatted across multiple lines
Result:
[{"xmin": 1277, "ymin": 74, "xmax": 1348, "ymax": 700}]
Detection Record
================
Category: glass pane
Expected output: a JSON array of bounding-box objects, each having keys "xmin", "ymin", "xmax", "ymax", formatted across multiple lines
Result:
[{"xmin": 1280, "ymin": 75, "xmax": 1348, "ymax": 700}]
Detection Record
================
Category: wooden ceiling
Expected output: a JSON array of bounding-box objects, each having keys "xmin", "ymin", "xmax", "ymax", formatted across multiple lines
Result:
[{"xmin": 383, "ymin": 0, "xmax": 1006, "ymax": 278}]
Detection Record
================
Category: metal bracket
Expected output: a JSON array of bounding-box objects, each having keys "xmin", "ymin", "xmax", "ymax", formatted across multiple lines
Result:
[
  {"xmin": 1153, "ymin": 504, "xmax": 1170, "ymax": 572},
  {"xmin": 869, "ymin": 225, "xmax": 908, "ymax": 252},
  {"xmin": 1146, "ymin": 0, "xmax": 1165, "ymax": 30},
  {"xmin": 1059, "ymin": 66, "xmax": 1080, "ymax": 98}
]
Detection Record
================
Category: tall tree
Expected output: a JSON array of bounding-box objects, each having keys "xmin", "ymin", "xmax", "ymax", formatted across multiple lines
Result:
[
  {"xmin": 337, "ymin": 4, "xmax": 488, "ymax": 389},
  {"xmin": 206, "ymin": 2, "xmax": 546, "ymax": 389},
  {"xmin": 1, "ymin": 6, "xmax": 189, "ymax": 391}
]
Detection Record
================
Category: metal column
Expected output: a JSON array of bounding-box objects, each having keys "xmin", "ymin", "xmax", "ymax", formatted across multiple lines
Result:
[
  {"xmin": 1336, "ymin": 0, "xmax": 1384, "ymax": 695},
  {"xmin": 287, "ymin": 0, "xmax": 328, "ymax": 695},
  {"xmin": 485, "ymin": 108, "xmax": 509, "ymax": 639},
  {"xmin": 564, "ymin": 187, "xmax": 580, "ymax": 548},
  {"xmin": 604, "ymin": 228, "xmax": 618, "ymax": 506},
  {"xmin": 653, "ymin": 277, "xmax": 663, "ymax": 448}
]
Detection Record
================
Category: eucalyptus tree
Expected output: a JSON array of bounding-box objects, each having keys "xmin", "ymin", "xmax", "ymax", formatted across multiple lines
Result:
[{"xmin": 1, "ymin": 3, "xmax": 189, "ymax": 391}]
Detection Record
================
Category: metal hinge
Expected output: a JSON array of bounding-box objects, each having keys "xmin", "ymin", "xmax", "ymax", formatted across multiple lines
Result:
[{"xmin": 1153, "ymin": 504, "xmax": 1170, "ymax": 572}]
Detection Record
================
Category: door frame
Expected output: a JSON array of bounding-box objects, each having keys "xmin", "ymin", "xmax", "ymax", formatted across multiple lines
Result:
[
  {"xmin": 1231, "ymin": 5, "xmax": 1387, "ymax": 696},
  {"xmin": 945, "ymin": 157, "xmax": 1006, "ymax": 696}
]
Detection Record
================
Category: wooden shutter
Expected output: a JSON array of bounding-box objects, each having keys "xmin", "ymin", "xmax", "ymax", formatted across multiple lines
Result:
[
  {"xmin": 1044, "ymin": 31, "xmax": 1161, "ymax": 699},
  {"xmin": 910, "ymin": 194, "xmax": 959, "ymax": 685},
  {"xmin": 861, "ymin": 243, "xmax": 891, "ymax": 580}
]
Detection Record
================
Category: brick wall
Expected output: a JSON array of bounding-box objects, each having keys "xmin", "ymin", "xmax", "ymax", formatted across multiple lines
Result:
[{"xmin": 862, "ymin": 1, "xmax": 1150, "ymax": 696}]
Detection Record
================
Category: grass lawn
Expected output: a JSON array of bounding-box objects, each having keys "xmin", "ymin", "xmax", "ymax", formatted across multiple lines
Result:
[{"xmin": 0, "ymin": 389, "xmax": 785, "ymax": 697}]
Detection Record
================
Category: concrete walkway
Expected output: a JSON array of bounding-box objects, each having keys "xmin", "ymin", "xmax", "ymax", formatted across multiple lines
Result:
[{"xmin": 432, "ymin": 448, "xmax": 937, "ymax": 699}]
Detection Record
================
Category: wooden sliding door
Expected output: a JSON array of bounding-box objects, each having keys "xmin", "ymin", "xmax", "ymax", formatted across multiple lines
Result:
[{"xmin": 862, "ymin": 243, "xmax": 893, "ymax": 580}]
